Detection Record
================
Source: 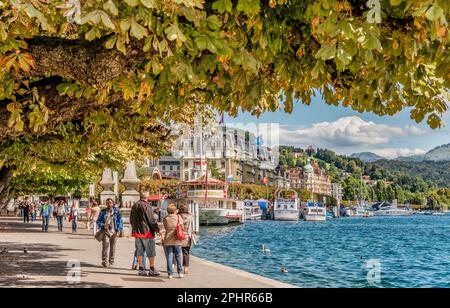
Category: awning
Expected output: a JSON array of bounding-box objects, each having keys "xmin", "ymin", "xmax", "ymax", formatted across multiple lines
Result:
[{"xmin": 148, "ymin": 195, "xmax": 161, "ymax": 202}]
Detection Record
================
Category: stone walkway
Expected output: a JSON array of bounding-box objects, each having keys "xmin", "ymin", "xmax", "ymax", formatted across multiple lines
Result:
[{"xmin": 0, "ymin": 217, "xmax": 294, "ymax": 288}]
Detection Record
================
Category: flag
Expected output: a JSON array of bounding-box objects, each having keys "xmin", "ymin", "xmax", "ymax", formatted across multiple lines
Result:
[{"xmin": 256, "ymin": 135, "xmax": 263, "ymax": 146}]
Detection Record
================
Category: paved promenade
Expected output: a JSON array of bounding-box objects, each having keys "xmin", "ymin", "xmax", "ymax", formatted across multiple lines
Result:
[{"xmin": 0, "ymin": 217, "xmax": 294, "ymax": 288}]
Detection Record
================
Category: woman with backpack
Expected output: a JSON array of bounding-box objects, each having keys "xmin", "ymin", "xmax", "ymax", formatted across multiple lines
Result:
[{"xmin": 163, "ymin": 204, "xmax": 185, "ymax": 279}]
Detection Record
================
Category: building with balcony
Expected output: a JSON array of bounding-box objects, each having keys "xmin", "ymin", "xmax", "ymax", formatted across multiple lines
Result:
[
  {"xmin": 286, "ymin": 159, "xmax": 332, "ymax": 196},
  {"xmin": 171, "ymin": 125, "xmax": 283, "ymax": 187}
]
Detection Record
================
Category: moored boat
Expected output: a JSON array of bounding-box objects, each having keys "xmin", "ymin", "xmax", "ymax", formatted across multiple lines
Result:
[
  {"xmin": 273, "ymin": 190, "xmax": 300, "ymax": 221},
  {"xmin": 372, "ymin": 201, "xmax": 413, "ymax": 216},
  {"xmin": 178, "ymin": 174, "xmax": 245, "ymax": 226},
  {"xmin": 354, "ymin": 206, "xmax": 374, "ymax": 218},
  {"xmin": 244, "ymin": 201, "xmax": 262, "ymax": 220},
  {"xmin": 302, "ymin": 202, "xmax": 327, "ymax": 222}
]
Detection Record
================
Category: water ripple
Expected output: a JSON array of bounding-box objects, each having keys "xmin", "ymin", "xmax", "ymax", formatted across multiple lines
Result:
[{"xmin": 192, "ymin": 216, "xmax": 450, "ymax": 288}]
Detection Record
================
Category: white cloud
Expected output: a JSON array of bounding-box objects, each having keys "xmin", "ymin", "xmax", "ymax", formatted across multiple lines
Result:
[
  {"xmin": 279, "ymin": 116, "xmax": 427, "ymax": 148},
  {"xmin": 371, "ymin": 148, "xmax": 427, "ymax": 159}
]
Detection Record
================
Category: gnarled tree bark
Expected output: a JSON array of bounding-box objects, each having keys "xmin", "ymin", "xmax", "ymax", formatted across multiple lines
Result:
[
  {"xmin": 24, "ymin": 37, "xmax": 146, "ymax": 88},
  {"xmin": 0, "ymin": 166, "xmax": 13, "ymax": 208},
  {"xmin": 0, "ymin": 79, "xmax": 125, "ymax": 141}
]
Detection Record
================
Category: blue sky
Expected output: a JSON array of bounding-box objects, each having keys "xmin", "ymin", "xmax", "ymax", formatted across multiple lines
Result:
[{"xmin": 225, "ymin": 96, "xmax": 450, "ymax": 158}]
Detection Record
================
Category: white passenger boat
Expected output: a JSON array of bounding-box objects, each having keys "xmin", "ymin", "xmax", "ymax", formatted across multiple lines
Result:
[
  {"xmin": 302, "ymin": 202, "xmax": 327, "ymax": 222},
  {"xmin": 244, "ymin": 201, "xmax": 262, "ymax": 220},
  {"xmin": 273, "ymin": 190, "xmax": 300, "ymax": 221},
  {"xmin": 178, "ymin": 174, "xmax": 245, "ymax": 226}
]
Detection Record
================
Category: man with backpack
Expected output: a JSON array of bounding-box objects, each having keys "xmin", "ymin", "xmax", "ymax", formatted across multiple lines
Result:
[{"xmin": 130, "ymin": 191, "xmax": 160, "ymax": 277}]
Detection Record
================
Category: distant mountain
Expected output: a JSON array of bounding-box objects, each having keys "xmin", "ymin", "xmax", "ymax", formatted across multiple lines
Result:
[
  {"xmin": 374, "ymin": 160, "xmax": 450, "ymax": 189},
  {"xmin": 424, "ymin": 143, "xmax": 450, "ymax": 161},
  {"xmin": 397, "ymin": 155, "xmax": 426, "ymax": 162},
  {"xmin": 396, "ymin": 143, "xmax": 450, "ymax": 162},
  {"xmin": 350, "ymin": 152, "xmax": 385, "ymax": 162}
]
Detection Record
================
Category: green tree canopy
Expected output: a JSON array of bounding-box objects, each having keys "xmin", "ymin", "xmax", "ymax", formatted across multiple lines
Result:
[{"xmin": 1, "ymin": 0, "xmax": 449, "ymax": 201}]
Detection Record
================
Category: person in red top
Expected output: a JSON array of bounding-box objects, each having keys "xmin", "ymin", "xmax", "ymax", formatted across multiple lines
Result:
[{"xmin": 130, "ymin": 191, "xmax": 160, "ymax": 277}]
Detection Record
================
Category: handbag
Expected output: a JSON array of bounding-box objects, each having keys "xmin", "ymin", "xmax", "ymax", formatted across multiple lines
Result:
[
  {"xmin": 176, "ymin": 215, "xmax": 187, "ymax": 241},
  {"xmin": 95, "ymin": 229, "xmax": 106, "ymax": 242}
]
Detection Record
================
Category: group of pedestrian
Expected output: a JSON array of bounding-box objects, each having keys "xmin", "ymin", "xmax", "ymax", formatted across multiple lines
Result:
[
  {"xmin": 18, "ymin": 199, "xmax": 38, "ymax": 223},
  {"xmin": 127, "ymin": 191, "xmax": 195, "ymax": 279},
  {"xmin": 17, "ymin": 198, "xmax": 82, "ymax": 234},
  {"xmin": 92, "ymin": 190, "xmax": 196, "ymax": 280},
  {"xmin": 17, "ymin": 190, "xmax": 198, "ymax": 281}
]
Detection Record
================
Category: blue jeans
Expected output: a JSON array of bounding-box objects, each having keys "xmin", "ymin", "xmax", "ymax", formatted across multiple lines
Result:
[
  {"xmin": 42, "ymin": 215, "xmax": 50, "ymax": 232},
  {"xmin": 31, "ymin": 212, "xmax": 36, "ymax": 222},
  {"xmin": 164, "ymin": 246, "xmax": 183, "ymax": 275},
  {"xmin": 57, "ymin": 216, "xmax": 64, "ymax": 231},
  {"xmin": 72, "ymin": 216, "xmax": 78, "ymax": 232}
]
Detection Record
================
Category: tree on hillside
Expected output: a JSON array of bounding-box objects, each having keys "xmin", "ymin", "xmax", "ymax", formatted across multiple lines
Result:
[
  {"xmin": 394, "ymin": 184, "xmax": 406, "ymax": 204},
  {"xmin": 1, "ymin": 0, "xmax": 449, "ymax": 203}
]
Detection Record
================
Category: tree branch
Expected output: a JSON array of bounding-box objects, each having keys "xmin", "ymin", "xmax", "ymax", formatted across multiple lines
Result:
[
  {"xmin": 23, "ymin": 37, "xmax": 146, "ymax": 88},
  {"xmin": 0, "ymin": 80, "xmax": 125, "ymax": 141}
]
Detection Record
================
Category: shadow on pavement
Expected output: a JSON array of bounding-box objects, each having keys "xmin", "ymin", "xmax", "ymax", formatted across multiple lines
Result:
[
  {"xmin": 0, "ymin": 217, "xmax": 45, "ymax": 233},
  {"xmin": 0, "ymin": 242, "xmax": 121, "ymax": 288}
]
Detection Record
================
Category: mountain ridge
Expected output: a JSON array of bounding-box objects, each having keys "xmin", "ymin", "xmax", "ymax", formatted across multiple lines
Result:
[
  {"xmin": 397, "ymin": 143, "xmax": 450, "ymax": 162},
  {"xmin": 349, "ymin": 152, "xmax": 385, "ymax": 162},
  {"xmin": 351, "ymin": 142, "xmax": 450, "ymax": 162}
]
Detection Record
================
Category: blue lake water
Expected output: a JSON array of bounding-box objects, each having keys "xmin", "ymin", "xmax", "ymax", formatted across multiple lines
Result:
[{"xmin": 192, "ymin": 215, "xmax": 450, "ymax": 288}]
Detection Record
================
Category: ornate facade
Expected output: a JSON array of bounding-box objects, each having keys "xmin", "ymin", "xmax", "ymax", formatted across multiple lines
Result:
[{"xmin": 287, "ymin": 159, "xmax": 332, "ymax": 196}]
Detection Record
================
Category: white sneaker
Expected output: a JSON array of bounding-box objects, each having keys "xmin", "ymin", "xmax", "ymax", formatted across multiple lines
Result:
[
  {"xmin": 178, "ymin": 273, "xmax": 184, "ymax": 278},
  {"xmin": 168, "ymin": 275, "xmax": 173, "ymax": 279}
]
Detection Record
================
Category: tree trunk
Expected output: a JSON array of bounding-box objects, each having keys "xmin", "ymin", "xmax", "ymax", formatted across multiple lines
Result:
[{"xmin": 0, "ymin": 166, "xmax": 13, "ymax": 208}]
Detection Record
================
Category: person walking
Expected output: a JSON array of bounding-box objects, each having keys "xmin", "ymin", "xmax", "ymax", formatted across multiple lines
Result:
[
  {"xmin": 64, "ymin": 201, "xmax": 70, "ymax": 219},
  {"xmin": 70, "ymin": 202, "xmax": 79, "ymax": 233},
  {"xmin": 179, "ymin": 205, "xmax": 194, "ymax": 275},
  {"xmin": 39, "ymin": 201, "xmax": 52, "ymax": 232},
  {"xmin": 131, "ymin": 202, "xmax": 160, "ymax": 270},
  {"xmin": 85, "ymin": 204, "xmax": 92, "ymax": 231},
  {"xmin": 163, "ymin": 204, "xmax": 184, "ymax": 279},
  {"xmin": 22, "ymin": 201, "xmax": 30, "ymax": 223},
  {"xmin": 130, "ymin": 191, "xmax": 160, "ymax": 277},
  {"xmin": 30, "ymin": 203, "xmax": 37, "ymax": 222},
  {"xmin": 97, "ymin": 198, "xmax": 123, "ymax": 268},
  {"xmin": 55, "ymin": 201, "xmax": 66, "ymax": 232},
  {"xmin": 90, "ymin": 201, "xmax": 101, "ymax": 236}
]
